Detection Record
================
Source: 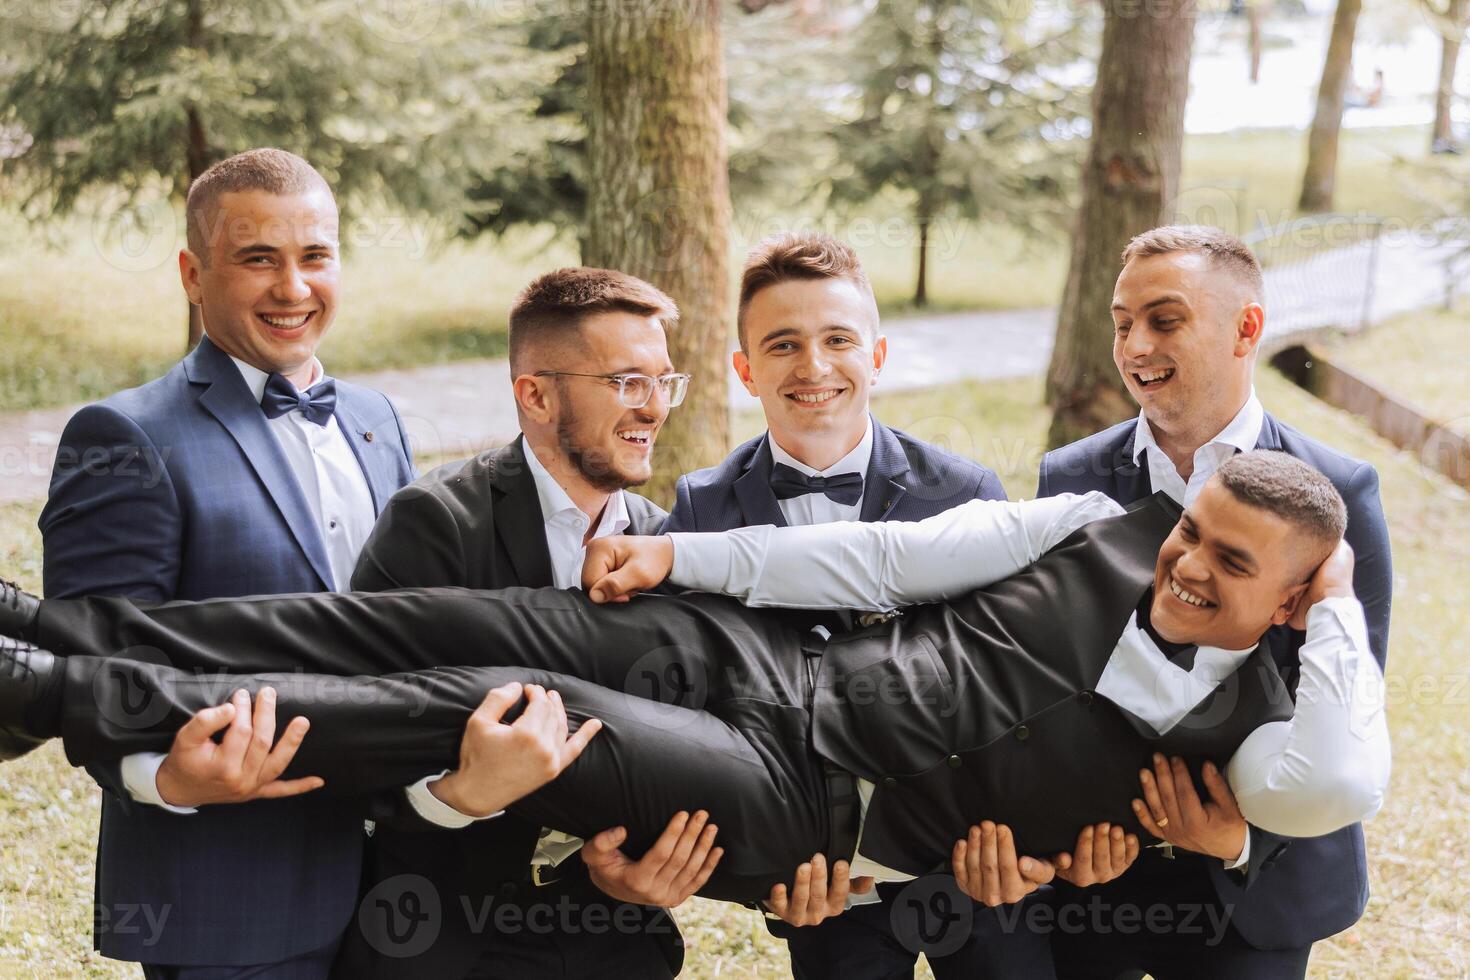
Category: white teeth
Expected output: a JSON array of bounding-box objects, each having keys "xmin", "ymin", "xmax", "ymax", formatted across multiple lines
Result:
[
  {"xmin": 1137, "ymin": 368, "xmax": 1173, "ymax": 384},
  {"xmin": 261, "ymin": 313, "xmax": 309, "ymax": 328},
  {"xmin": 1170, "ymin": 577, "xmax": 1212, "ymax": 608},
  {"xmin": 792, "ymin": 390, "xmax": 840, "ymax": 404},
  {"xmin": 617, "ymin": 430, "xmax": 651, "ymax": 443}
]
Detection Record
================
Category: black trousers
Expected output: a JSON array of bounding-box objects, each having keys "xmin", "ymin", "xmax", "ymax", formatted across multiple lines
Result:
[
  {"xmin": 1048, "ymin": 850, "xmax": 1310, "ymax": 980},
  {"xmin": 37, "ymin": 587, "xmax": 836, "ymax": 903}
]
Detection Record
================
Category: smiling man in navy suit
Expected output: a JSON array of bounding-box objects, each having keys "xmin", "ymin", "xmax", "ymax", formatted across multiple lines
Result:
[
  {"xmin": 664, "ymin": 232, "xmax": 1074, "ymax": 979},
  {"xmin": 1037, "ymin": 225, "xmax": 1393, "ymax": 979},
  {"xmin": 35, "ymin": 149, "xmax": 583, "ymax": 979}
]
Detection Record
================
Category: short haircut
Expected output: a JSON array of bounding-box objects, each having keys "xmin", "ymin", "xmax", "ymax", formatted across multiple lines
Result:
[
  {"xmin": 1215, "ymin": 450, "xmax": 1347, "ymax": 577},
  {"xmin": 1121, "ymin": 225, "xmax": 1264, "ymax": 299},
  {"xmin": 185, "ymin": 148, "xmax": 334, "ymax": 261},
  {"xmin": 737, "ymin": 232, "xmax": 876, "ymax": 348},
  {"xmin": 508, "ymin": 267, "xmax": 679, "ymax": 373}
]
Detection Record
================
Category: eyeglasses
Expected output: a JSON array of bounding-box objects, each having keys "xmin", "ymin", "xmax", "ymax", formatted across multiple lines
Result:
[{"xmin": 534, "ymin": 371, "xmax": 692, "ymax": 409}]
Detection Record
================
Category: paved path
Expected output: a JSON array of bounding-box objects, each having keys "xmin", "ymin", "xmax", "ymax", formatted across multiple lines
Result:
[{"xmin": 3, "ymin": 236, "xmax": 1465, "ymax": 504}]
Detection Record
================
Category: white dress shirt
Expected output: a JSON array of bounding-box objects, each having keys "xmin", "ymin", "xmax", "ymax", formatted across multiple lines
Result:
[
  {"xmin": 403, "ymin": 435, "xmax": 632, "ymax": 833},
  {"xmin": 122, "ymin": 347, "xmax": 379, "ymax": 812},
  {"xmin": 769, "ymin": 419, "xmax": 873, "ymax": 526},
  {"xmin": 1134, "ymin": 390, "xmax": 1264, "ymax": 506},
  {"xmin": 667, "ymin": 492, "xmax": 1390, "ymax": 881}
]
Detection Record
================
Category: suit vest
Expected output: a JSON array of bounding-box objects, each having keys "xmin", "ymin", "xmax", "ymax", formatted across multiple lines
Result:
[{"xmin": 809, "ymin": 493, "xmax": 1296, "ymax": 874}]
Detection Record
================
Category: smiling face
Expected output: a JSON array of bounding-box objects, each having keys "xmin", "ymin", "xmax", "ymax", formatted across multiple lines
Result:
[
  {"xmin": 1111, "ymin": 251, "xmax": 1262, "ymax": 451},
  {"xmin": 733, "ymin": 277, "xmax": 886, "ymax": 469},
  {"xmin": 530, "ymin": 310, "xmax": 674, "ymax": 492},
  {"xmin": 180, "ymin": 188, "xmax": 340, "ymax": 380},
  {"xmin": 1150, "ymin": 479, "xmax": 1314, "ymax": 650}
]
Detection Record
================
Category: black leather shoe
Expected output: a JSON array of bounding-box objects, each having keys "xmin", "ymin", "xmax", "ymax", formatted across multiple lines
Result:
[
  {"xmin": 0, "ymin": 579, "xmax": 41, "ymax": 641},
  {"xmin": 0, "ymin": 636, "xmax": 56, "ymax": 761}
]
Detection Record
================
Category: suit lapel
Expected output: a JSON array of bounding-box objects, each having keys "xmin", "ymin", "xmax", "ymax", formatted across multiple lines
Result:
[
  {"xmin": 489, "ymin": 440, "xmax": 555, "ymax": 588},
  {"xmin": 733, "ymin": 435, "xmax": 789, "ymax": 528},
  {"xmin": 861, "ymin": 420, "xmax": 912, "ymax": 523},
  {"xmin": 1113, "ymin": 425, "xmax": 1153, "ymax": 505},
  {"xmin": 186, "ymin": 337, "xmax": 335, "ymax": 591},
  {"xmin": 331, "ymin": 394, "xmax": 399, "ymax": 513},
  {"xmin": 1253, "ymin": 413, "xmax": 1282, "ymax": 451}
]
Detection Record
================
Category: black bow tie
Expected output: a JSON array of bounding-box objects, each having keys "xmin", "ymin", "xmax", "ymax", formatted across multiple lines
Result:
[
  {"xmin": 261, "ymin": 373, "xmax": 337, "ymax": 427},
  {"xmin": 1138, "ymin": 592, "xmax": 1198, "ymax": 671},
  {"xmin": 770, "ymin": 463, "xmax": 864, "ymax": 506}
]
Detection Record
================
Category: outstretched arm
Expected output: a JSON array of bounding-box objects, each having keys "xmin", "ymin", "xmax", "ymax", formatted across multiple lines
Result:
[{"xmin": 586, "ymin": 492, "xmax": 1124, "ymax": 609}]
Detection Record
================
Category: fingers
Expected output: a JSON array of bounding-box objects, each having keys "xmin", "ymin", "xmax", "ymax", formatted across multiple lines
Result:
[
  {"xmin": 1104, "ymin": 825, "xmax": 1126, "ymax": 875},
  {"xmin": 256, "ymin": 715, "xmax": 311, "ymax": 784},
  {"xmin": 563, "ymin": 717, "xmax": 603, "ymax": 761},
  {"xmin": 1169, "ymin": 756, "xmax": 1204, "ymax": 821},
  {"xmin": 589, "ymin": 569, "xmax": 640, "ymax": 605},
  {"xmin": 239, "ymin": 687, "xmax": 279, "ymax": 777},
  {"xmin": 995, "ymin": 825, "xmax": 1027, "ymax": 903},
  {"xmin": 1073, "ymin": 824, "xmax": 1094, "ymax": 877},
  {"xmin": 980, "ymin": 822, "xmax": 1001, "ymax": 906},
  {"xmin": 852, "ymin": 875, "xmax": 876, "ymax": 896},
  {"xmin": 787, "ymin": 860, "xmax": 813, "ymax": 917},
  {"xmin": 1132, "ymin": 798, "xmax": 1165, "ymax": 838},
  {"xmin": 583, "ymin": 826, "xmax": 629, "ymax": 868},
  {"xmin": 1152, "ymin": 754, "xmax": 1185, "ymax": 831},
  {"xmin": 475, "ymin": 682, "xmax": 524, "ymax": 725},
  {"xmin": 217, "ymin": 688, "xmax": 254, "ymax": 761},
  {"xmin": 1124, "ymin": 832, "xmax": 1140, "ymax": 868},
  {"xmin": 826, "ymin": 859, "xmax": 852, "ymax": 914},
  {"xmin": 659, "ymin": 811, "xmax": 710, "ymax": 887},
  {"xmin": 766, "ymin": 881, "xmax": 790, "ymax": 918},
  {"xmin": 1200, "ymin": 760, "xmax": 1242, "ymax": 816},
  {"xmin": 670, "ymin": 821, "xmax": 721, "ymax": 899},
  {"xmin": 249, "ymin": 775, "xmax": 325, "ymax": 799},
  {"xmin": 807, "ymin": 854, "xmax": 829, "ymax": 912},
  {"xmin": 642, "ymin": 811, "xmax": 691, "ymax": 870},
  {"xmin": 1018, "ymin": 856, "xmax": 1055, "ymax": 886},
  {"xmin": 1137, "ymin": 764, "xmax": 1169, "ymax": 835},
  {"xmin": 175, "ymin": 700, "xmax": 238, "ymax": 749}
]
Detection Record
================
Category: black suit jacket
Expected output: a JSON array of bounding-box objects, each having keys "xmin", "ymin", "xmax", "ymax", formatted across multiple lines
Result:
[
  {"xmin": 338, "ymin": 439, "xmax": 673, "ymax": 978},
  {"xmin": 1038, "ymin": 412, "xmax": 1393, "ymax": 951}
]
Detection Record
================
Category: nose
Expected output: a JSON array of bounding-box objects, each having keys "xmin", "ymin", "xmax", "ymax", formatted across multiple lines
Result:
[
  {"xmin": 1173, "ymin": 544, "xmax": 1209, "ymax": 583},
  {"xmin": 794, "ymin": 346, "xmax": 831, "ymax": 380},
  {"xmin": 1120, "ymin": 324, "xmax": 1154, "ymax": 364},
  {"xmin": 273, "ymin": 262, "xmax": 311, "ymax": 305}
]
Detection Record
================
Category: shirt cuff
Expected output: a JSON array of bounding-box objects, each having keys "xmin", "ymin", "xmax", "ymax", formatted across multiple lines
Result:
[
  {"xmin": 405, "ymin": 771, "xmax": 504, "ymax": 829},
  {"xmin": 667, "ymin": 531, "xmax": 734, "ymax": 593},
  {"xmin": 1222, "ymin": 830, "xmax": 1251, "ymax": 871},
  {"xmin": 121, "ymin": 752, "xmax": 198, "ymax": 814}
]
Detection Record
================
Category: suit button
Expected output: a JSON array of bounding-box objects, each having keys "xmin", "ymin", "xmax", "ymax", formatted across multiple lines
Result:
[
  {"xmin": 1079, "ymin": 691, "xmax": 1094, "ymax": 706},
  {"xmin": 364, "ymin": 431, "xmax": 375, "ymax": 442},
  {"xmin": 1014, "ymin": 724, "xmax": 1030, "ymax": 741},
  {"xmin": 946, "ymin": 754, "xmax": 962, "ymax": 769},
  {"xmin": 882, "ymin": 777, "xmax": 898, "ymax": 788}
]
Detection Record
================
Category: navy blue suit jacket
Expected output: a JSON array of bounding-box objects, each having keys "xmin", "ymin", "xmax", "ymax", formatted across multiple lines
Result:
[
  {"xmin": 39, "ymin": 335, "xmax": 415, "ymax": 966},
  {"xmin": 663, "ymin": 418, "xmax": 1006, "ymax": 532},
  {"xmin": 1038, "ymin": 413, "xmax": 1392, "ymax": 951}
]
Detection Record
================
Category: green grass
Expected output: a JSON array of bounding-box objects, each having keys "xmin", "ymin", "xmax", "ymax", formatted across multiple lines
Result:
[
  {"xmin": 1320, "ymin": 307, "xmax": 1470, "ymax": 436},
  {"xmin": 4, "ymin": 125, "xmax": 1458, "ymax": 414},
  {"xmin": 3, "ymin": 369, "xmax": 1467, "ymax": 977}
]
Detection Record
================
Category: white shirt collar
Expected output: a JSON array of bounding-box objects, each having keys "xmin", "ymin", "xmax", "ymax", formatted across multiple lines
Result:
[
  {"xmin": 769, "ymin": 416, "xmax": 875, "ymax": 479},
  {"xmin": 1131, "ymin": 388, "xmax": 1263, "ymax": 466},
  {"xmin": 520, "ymin": 434, "xmax": 631, "ymax": 536},
  {"xmin": 220, "ymin": 339, "xmax": 325, "ymax": 402}
]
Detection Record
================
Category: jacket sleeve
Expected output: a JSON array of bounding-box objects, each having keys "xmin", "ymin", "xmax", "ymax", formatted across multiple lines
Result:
[
  {"xmin": 1342, "ymin": 463, "xmax": 1392, "ymax": 669},
  {"xmin": 40, "ymin": 404, "xmax": 183, "ymax": 807}
]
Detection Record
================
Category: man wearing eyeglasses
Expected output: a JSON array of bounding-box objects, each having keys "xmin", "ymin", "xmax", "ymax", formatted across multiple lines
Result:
[{"xmin": 330, "ymin": 268, "xmax": 706, "ymax": 979}]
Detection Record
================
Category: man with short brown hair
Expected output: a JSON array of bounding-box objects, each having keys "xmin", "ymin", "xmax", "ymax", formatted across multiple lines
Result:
[{"xmin": 1038, "ymin": 224, "xmax": 1393, "ymax": 979}]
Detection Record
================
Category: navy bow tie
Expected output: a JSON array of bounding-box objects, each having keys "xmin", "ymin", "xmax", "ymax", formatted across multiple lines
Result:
[
  {"xmin": 261, "ymin": 373, "xmax": 337, "ymax": 427},
  {"xmin": 770, "ymin": 463, "xmax": 864, "ymax": 506}
]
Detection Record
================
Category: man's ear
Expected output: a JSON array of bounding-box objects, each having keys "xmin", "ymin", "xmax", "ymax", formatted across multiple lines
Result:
[
  {"xmin": 870, "ymin": 334, "xmax": 888, "ymax": 380},
  {"xmin": 732, "ymin": 349, "xmax": 759, "ymax": 398},
  {"xmin": 179, "ymin": 249, "xmax": 205, "ymax": 306},
  {"xmin": 1235, "ymin": 303, "xmax": 1264, "ymax": 358},
  {"xmin": 513, "ymin": 374, "xmax": 556, "ymax": 424},
  {"xmin": 1270, "ymin": 582, "xmax": 1310, "ymax": 626}
]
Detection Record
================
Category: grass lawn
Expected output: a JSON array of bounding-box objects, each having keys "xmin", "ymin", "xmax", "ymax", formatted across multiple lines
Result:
[
  {"xmin": 1320, "ymin": 307, "xmax": 1470, "ymax": 436},
  {"xmin": 1, "ymin": 125, "xmax": 1455, "ymax": 414},
  {"xmin": 2, "ymin": 368, "xmax": 1467, "ymax": 977}
]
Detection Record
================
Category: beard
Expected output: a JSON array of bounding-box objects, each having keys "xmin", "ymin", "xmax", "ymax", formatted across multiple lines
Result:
[{"xmin": 556, "ymin": 406, "xmax": 652, "ymax": 493}]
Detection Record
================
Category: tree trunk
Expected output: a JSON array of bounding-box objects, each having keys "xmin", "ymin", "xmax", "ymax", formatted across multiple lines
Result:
[
  {"xmin": 184, "ymin": 0, "xmax": 210, "ymax": 351},
  {"xmin": 1247, "ymin": 1, "xmax": 1264, "ymax": 84},
  {"xmin": 915, "ymin": 213, "xmax": 930, "ymax": 308},
  {"xmin": 585, "ymin": 0, "xmax": 732, "ymax": 506},
  {"xmin": 1043, "ymin": 0, "xmax": 1196, "ymax": 450},
  {"xmin": 1431, "ymin": 0, "xmax": 1467, "ymax": 151},
  {"xmin": 1298, "ymin": 0, "xmax": 1362, "ymax": 213}
]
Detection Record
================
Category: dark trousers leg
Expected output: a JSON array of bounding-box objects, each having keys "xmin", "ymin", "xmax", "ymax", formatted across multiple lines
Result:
[
  {"xmin": 33, "ymin": 587, "xmax": 810, "ymax": 707},
  {"xmin": 57, "ymin": 655, "xmax": 829, "ymax": 904}
]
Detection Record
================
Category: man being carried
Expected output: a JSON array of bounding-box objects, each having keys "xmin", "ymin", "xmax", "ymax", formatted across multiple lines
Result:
[{"xmin": 0, "ymin": 451, "xmax": 1390, "ymax": 904}]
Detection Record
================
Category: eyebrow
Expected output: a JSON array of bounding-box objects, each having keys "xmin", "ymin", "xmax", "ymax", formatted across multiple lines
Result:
[
  {"xmin": 756, "ymin": 323, "xmax": 862, "ymax": 345},
  {"xmin": 1183, "ymin": 515, "xmax": 1258, "ymax": 570},
  {"xmin": 1112, "ymin": 293, "xmax": 1189, "ymax": 313},
  {"xmin": 230, "ymin": 242, "xmax": 335, "ymax": 260}
]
